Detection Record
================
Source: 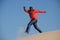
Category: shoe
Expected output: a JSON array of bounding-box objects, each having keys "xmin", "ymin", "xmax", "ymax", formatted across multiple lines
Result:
[{"xmin": 25, "ymin": 31, "xmax": 29, "ymax": 34}]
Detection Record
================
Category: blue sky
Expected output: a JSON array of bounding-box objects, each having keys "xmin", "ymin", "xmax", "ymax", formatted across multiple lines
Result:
[{"xmin": 0, "ymin": 0, "xmax": 60, "ymax": 40}]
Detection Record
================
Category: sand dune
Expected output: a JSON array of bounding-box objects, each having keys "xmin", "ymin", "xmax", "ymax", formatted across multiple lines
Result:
[{"xmin": 17, "ymin": 30, "xmax": 60, "ymax": 40}]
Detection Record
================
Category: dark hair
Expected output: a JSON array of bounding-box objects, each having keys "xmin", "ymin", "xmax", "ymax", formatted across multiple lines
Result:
[
  {"xmin": 30, "ymin": 6, "xmax": 32, "ymax": 8},
  {"xmin": 29, "ymin": 6, "xmax": 33, "ymax": 10}
]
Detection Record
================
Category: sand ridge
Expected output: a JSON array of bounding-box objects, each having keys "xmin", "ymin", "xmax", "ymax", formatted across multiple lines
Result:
[{"xmin": 17, "ymin": 30, "xmax": 60, "ymax": 40}]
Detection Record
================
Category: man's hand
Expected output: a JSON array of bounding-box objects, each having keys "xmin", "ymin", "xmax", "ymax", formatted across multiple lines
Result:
[
  {"xmin": 44, "ymin": 11, "xmax": 46, "ymax": 13},
  {"xmin": 23, "ymin": 6, "xmax": 25, "ymax": 9}
]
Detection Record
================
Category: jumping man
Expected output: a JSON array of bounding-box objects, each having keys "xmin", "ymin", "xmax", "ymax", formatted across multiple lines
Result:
[{"xmin": 23, "ymin": 6, "xmax": 46, "ymax": 34}]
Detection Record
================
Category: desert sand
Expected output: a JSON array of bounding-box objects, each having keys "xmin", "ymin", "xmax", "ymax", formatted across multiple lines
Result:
[{"xmin": 17, "ymin": 30, "xmax": 60, "ymax": 40}]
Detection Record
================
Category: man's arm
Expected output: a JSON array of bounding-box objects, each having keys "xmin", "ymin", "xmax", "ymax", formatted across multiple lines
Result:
[
  {"xmin": 23, "ymin": 6, "xmax": 28, "ymax": 13},
  {"xmin": 35, "ymin": 9, "xmax": 46, "ymax": 13}
]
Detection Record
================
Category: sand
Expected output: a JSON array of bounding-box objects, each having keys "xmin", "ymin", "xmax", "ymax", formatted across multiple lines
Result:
[{"xmin": 17, "ymin": 30, "xmax": 60, "ymax": 40}]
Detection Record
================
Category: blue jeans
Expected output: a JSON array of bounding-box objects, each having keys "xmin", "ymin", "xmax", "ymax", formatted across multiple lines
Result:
[{"xmin": 25, "ymin": 19, "xmax": 42, "ymax": 33}]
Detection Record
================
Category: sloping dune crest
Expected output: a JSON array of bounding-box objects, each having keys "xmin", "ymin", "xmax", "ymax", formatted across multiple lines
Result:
[{"xmin": 17, "ymin": 30, "xmax": 60, "ymax": 40}]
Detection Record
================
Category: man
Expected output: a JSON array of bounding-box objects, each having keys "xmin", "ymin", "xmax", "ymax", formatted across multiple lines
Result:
[{"xmin": 23, "ymin": 6, "xmax": 46, "ymax": 34}]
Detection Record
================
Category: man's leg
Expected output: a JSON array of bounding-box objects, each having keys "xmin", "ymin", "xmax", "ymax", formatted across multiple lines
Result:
[
  {"xmin": 33, "ymin": 19, "xmax": 42, "ymax": 33},
  {"xmin": 25, "ymin": 22, "xmax": 32, "ymax": 33},
  {"xmin": 25, "ymin": 19, "xmax": 36, "ymax": 33}
]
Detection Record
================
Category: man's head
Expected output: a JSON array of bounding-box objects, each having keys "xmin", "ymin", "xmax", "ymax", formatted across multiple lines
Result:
[{"xmin": 29, "ymin": 6, "xmax": 33, "ymax": 10}]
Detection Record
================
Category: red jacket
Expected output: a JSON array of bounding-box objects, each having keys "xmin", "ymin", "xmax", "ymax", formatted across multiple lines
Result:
[{"xmin": 24, "ymin": 8, "xmax": 45, "ymax": 20}]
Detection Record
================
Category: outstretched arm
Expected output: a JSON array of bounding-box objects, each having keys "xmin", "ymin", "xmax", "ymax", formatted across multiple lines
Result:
[
  {"xmin": 36, "ymin": 10, "xmax": 46, "ymax": 13},
  {"xmin": 23, "ymin": 6, "xmax": 28, "ymax": 13}
]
